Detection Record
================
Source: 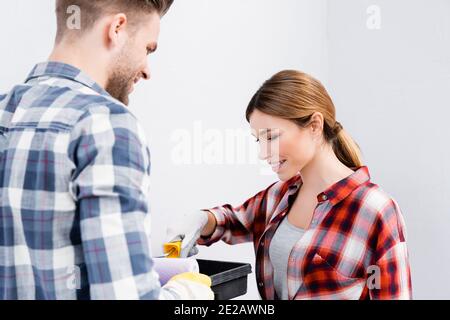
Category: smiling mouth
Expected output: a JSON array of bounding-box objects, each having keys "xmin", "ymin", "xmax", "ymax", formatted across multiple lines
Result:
[{"xmin": 269, "ymin": 159, "xmax": 287, "ymax": 172}]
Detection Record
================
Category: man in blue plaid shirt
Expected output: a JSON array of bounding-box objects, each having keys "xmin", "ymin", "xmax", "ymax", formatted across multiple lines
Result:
[{"xmin": 0, "ymin": 0, "xmax": 213, "ymax": 300}]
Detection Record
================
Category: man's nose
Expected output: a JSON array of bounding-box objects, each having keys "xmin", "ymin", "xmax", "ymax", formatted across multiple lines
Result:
[{"xmin": 141, "ymin": 65, "xmax": 151, "ymax": 80}]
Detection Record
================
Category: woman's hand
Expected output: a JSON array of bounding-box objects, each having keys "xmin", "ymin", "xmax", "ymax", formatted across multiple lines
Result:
[{"xmin": 165, "ymin": 210, "xmax": 216, "ymax": 258}]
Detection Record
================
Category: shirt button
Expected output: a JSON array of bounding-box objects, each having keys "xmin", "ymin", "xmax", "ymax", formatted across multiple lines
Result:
[
  {"xmin": 321, "ymin": 194, "xmax": 328, "ymax": 201},
  {"xmin": 260, "ymin": 241, "xmax": 264, "ymax": 247},
  {"xmin": 258, "ymin": 282, "xmax": 264, "ymax": 287}
]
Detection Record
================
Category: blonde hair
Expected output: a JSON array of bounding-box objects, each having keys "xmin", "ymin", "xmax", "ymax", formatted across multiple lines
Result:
[{"xmin": 246, "ymin": 70, "xmax": 363, "ymax": 168}]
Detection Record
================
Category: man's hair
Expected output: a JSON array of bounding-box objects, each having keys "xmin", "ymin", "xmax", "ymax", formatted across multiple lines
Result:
[{"xmin": 55, "ymin": 0, "xmax": 174, "ymax": 42}]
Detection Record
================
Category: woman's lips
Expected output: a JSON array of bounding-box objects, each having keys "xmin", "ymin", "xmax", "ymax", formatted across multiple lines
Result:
[{"xmin": 270, "ymin": 160, "xmax": 287, "ymax": 173}]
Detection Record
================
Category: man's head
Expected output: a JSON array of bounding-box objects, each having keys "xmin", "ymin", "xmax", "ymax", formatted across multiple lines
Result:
[{"xmin": 54, "ymin": 0, "xmax": 174, "ymax": 105}]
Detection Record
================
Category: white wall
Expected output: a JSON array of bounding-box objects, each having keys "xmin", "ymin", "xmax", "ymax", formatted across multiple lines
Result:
[
  {"xmin": 1, "ymin": 0, "xmax": 448, "ymax": 300},
  {"xmin": 0, "ymin": 1, "xmax": 56, "ymax": 91}
]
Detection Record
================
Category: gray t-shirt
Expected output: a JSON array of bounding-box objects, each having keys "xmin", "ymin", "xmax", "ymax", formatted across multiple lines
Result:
[{"xmin": 269, "ymin": 216, "xmax": 306, "ymax": 300}]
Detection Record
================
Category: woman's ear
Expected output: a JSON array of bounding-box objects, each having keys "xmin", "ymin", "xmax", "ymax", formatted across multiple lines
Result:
[{"xmin": 309, "ymin": 112, "xmax": 324, "ymax": 139}]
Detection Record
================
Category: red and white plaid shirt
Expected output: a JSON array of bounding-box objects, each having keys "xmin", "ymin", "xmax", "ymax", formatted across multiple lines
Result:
[{"xmin": 198, "ymin": 166, "xmax": 412, "ymax": 300}]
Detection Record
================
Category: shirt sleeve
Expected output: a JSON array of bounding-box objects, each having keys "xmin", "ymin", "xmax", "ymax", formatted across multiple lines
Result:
[
  {"xmin": 369, "ymin": 199, "xmax": 413, "ymax": 300},
  {"xmin": 69, "ymin": 104, "xmax": 167, "ymax": 300},
  {"xmin": 198, "ymin": 181, "xmax": 279, "ymax": 246}
]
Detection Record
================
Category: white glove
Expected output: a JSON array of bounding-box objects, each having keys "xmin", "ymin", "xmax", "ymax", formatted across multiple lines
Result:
[
  {"xmin": 166, "ymin": 210, "xmax": 209, "ymax": 258},
  {"xmin": 161, "ymin": 272, "xmax": 214, "ymax": 300}
]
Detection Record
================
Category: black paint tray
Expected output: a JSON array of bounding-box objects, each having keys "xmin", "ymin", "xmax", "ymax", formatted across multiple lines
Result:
[{"xmin": 197, "ymin": 259, "xmax": 252, "ymax": 300}]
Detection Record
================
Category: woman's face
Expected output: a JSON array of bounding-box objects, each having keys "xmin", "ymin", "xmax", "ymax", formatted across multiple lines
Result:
[{"xmin": 249, "ymin": 109, "xmax": 318, "ymax": 181}]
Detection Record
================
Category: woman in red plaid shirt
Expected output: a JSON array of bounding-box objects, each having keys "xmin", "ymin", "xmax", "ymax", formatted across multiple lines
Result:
[{"xmin": 167, "ymin": 70, "xmax": 412, "ymax": 300}]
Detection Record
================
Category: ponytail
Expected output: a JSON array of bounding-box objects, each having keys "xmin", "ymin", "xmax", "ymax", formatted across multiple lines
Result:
[{"xmin": 329, "ymin": 122, "xmax": 363, "ymax": 168}]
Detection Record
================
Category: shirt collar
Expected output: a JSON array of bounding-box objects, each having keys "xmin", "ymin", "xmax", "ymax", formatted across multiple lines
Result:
[
  {"xmin": 318, "ymin": 166, "xmax": 370, "ymax": 205},
  {"xmin": 286, "ymin": 166, "xmax": 371, "ymax": 206},
  {"xmin": 25, "ymin": 61, "xmax": 109, "ymax": 97}
]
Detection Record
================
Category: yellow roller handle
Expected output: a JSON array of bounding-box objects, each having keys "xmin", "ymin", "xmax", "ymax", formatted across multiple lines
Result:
[{"xmin": 163, "ymin": 241, "xmax": 182, "ymax": 258}]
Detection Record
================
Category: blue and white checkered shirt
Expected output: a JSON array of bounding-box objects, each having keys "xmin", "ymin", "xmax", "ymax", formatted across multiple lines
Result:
[{"xmin": 0, "ymin": 62, "xmax": 170, "ymax": 300}]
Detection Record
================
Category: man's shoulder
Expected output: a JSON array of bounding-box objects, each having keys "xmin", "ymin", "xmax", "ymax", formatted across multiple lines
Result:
[
  {"xmin": 0, "ymin": 81, "xmax": 121, "ymax": 121},
  {"xmin": 75, "ymin": 94, "xmax": 139, "ymax": 129},
  {"xmin": 2, "ymin": 81, "xmax": 145, "ymax": 145},
  {"xmin": 41, "ymin": 77, "xmax": 142, "ymax": 134},
  {"xmin": 72, "ymin": 92, "xmax": 146, "ymax": 146},
  {"xmin": 61, "ymin": 85, "xmax": 129, "ymax": 115}
]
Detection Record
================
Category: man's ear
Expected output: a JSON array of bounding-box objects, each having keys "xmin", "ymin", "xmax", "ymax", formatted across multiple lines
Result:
[
  {"xmin": 107, "ymin": 13, "xmax": 128, "ymax": 50},
  {"xmin": 309, "ymin": 112, "xmax": 324, "ymax": 138}
]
